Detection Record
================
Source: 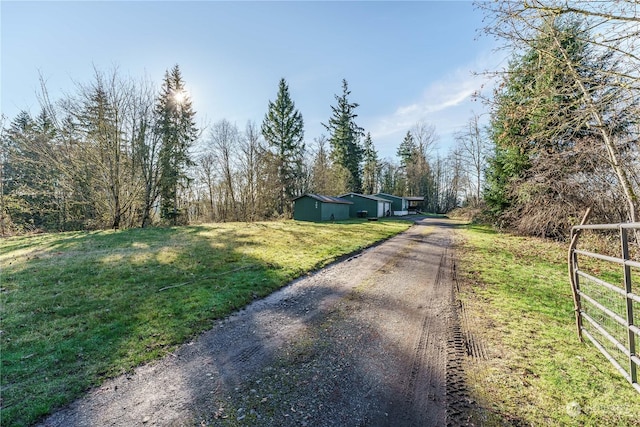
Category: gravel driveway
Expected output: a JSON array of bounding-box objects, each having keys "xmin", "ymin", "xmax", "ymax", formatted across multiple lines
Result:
[{"xmin": 38, "ymin": 217, "xmax": 473, "ymax": 427}]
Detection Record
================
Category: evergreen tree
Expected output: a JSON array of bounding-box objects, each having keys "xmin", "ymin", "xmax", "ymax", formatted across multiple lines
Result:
[
  {"xmin": 310, "ymin": 135, "xmax": 332, "ymax": 195},
  {"xmin": 323, "ymin": 79, "xmax": 364, "ymax": 193},
  {"xmin": 155, "ymin": 65, "xmax": 198, "ymax": 225},
  {"xmin": 2, "ymin": 109, "xmax": 63, "ymax": 232},
  {"xmin": 261, "ymin": 78, "xmax": 305, "ymax": 215},
  {"xmin": 77, "ymin": 75, "xmax": 128, "ymax": 230},
  {"xmin": 484, "ymin": 18, "xmax": 628, "ymax": 236},
  {"xmin": 484, "ymin": 56, "xmax": 532, "ymax": 215},
  {"xmin": 361, "ymin": 132, "xmax": 379, "ymax": 194},
  {"xmin": 485, "ymin": 19, "xmax": 582, "ymax": 218},
  {"xmin": 396, "ymin": 130, "xmax": 432, "ymax": 197},
  {"xmin": 379, "ymin": 160, "xmax": 402, "ymax": 196},
  {"xmin": 481, "ymin": 1, "xmax": 640, "ymax": 225},
  {"xmin": 397, "ymin": 131, "xmax": 416, "ymax": 168}
]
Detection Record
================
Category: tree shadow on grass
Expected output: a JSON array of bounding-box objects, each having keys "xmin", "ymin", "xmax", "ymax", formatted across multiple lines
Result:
[
  {"xmin": 31, "ymin": 219, "xmax": 520, "ymax": 427},
  {"xmin": 9, "ymin": 219, "xmax": 522, "ymax": 427},
  {"xmin": 2, "ymin": 225, "xmax": 290, "ymax": 427},
  {"xmin": 4, "ymin": 220, "xmax": 415, "ymax": 427}
]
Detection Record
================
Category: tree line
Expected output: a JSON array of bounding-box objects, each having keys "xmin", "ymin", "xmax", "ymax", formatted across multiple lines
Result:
[
  {"xmin": 10, "ymin": 0, "xmax": 634, "ymax": 240},
  {"xmin": 1, "ymin": 68, "xmax": 486, "ymax": 234}
]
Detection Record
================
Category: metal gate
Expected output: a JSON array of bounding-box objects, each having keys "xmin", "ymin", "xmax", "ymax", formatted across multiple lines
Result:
[{"xmin": 569, "ymin": 222, "xmax": 640, "ymax": 393}]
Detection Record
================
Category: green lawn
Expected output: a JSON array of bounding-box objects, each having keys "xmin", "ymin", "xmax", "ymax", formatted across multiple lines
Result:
[
  {"xmin": 0, "ymin": 219, "xmax": 411, "ymax": 427},
  {"xmin": 456, "ymin": 225, "xmax": 640, "ymax": 426}
]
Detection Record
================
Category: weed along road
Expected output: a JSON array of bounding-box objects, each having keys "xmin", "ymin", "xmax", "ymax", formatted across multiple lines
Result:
[{"xmin": 39, "ymin": 217, "xmax": 471, "ymax": 427}]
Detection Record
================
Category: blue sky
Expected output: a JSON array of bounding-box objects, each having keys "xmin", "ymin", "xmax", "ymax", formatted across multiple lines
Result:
[{"xmin": 1, "ymin": 1, "xmax": 502, "ymax": 160}]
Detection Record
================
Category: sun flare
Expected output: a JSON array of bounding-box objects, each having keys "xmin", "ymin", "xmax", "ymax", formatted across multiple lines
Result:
[{"xmin": 172, "ymin": 89, "xmax": 187, "ymax": 105}]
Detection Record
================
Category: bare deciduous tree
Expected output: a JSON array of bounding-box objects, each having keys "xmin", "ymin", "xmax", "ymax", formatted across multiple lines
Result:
[
  {"xmin": 207, "ymin": 119, "xmax": 239, "ymax": 222},
  {"xmin": 238, "ymin": 121, "xmax": 262, "ymax": 221},
  {"xmin": 454, "ymin": 114, "xmax": 491, "ymax": 206}
]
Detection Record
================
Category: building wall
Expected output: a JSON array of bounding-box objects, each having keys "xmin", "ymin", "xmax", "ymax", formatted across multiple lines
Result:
[
  {"xmin": 344, "ymin": 194, "xmax": 379, "ymax": 218},
  {"xmin": 293, "ymin": 196, "xmax": 350, "ymax": 222},
  {"xmin": 320, "ymin": 203, "xmax": 350, "ymax": 221},
  {"xmin": 293, "ymin": 196, "xmax": 321, "ymax": 222}
]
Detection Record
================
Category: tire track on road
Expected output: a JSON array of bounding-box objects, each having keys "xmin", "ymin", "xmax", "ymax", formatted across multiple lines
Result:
[{"xmin": 383, "ymin": 227, "xmax": 451, "ymax": 427}]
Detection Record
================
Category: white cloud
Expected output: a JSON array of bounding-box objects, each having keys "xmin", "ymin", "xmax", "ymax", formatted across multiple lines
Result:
[
  {"xmin": 370, "ymin": 68, "xmax": 485, "ymax": 139},
  {"xmin": 366, "ymin": 51, "xmax": 503, "ymax": 158}
]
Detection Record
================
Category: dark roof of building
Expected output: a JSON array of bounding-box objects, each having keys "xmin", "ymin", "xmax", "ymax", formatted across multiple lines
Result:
[
  {"xmin": 339, "ymin": 193, "xmax": 392, "ymax": 203},
  {"xmin": 293, "ymin": 194, "xmax": 353, "ymax": 204},
  {"xmin": 375, "ymin": 193, "xmax": 424, "ymax": 202},
  {"xmin": 375, "ymin": 192, "xmax": 402, "ymax": 200}
]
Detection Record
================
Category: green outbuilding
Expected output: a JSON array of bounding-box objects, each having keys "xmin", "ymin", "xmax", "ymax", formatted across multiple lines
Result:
[
  {"xmin": 292, "ymin": 194, "xmax": 353, "ymax": 222},
  {"xmin": 339, "ymin": 193, "xmax": 392, "ymax": 218}
]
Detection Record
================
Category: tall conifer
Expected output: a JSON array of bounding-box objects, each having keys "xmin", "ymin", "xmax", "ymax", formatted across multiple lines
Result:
[
  {"xmin": 323, "ymin": 79, "xmax": 364, "ymax": 193},
  {"xmin": 397, "ymin": 131, "xmax": 416, "ymax": 168},
  {"xmin": 261, "ymin": 78, "xmax": 305, "ymax": 215},
  {"xmin": 362, "ymin": 132, "xmax": 379, "ymax": 195},
  {"xmin": 155, "ymin": 65, "xmax": 198, "ymax": 225}
]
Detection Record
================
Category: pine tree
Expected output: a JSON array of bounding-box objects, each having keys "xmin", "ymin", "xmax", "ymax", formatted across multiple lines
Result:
[
  {"xmin": 397, "ymin": 131, "xmax": 416, "ymax": 168},
  {"xmin": 155, "ymin": 65, "xmax": 198, "ymax": 225},
  {"xmin": 323, "ymin": 79, "xmax": 364, "ymax": 193},
  {"xmin": 396, "ymin": 131, "xmax": 419, "ymax": 196},
  {"xmin": 362, "ymin": 132, "xmax": 379, "ymax": 194},
  {"xmin": 3, "ymin": 110, "xmax": 61, "ymax": 231},
  {"xmin": 261, "ymin": 78, "xmax": 305, "ymax": 215}
]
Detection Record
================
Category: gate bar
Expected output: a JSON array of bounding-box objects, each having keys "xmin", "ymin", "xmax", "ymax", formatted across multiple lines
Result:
[
  {"xmin": 576, "ymin": 269, "xmax": 626, "ymax": 297},
  {"xmin": 568, "ymin": 208, "xmax": 592, "ymax": 342},
  {"xmin": 573, "ymin": 222, "xmax": 640, "ymax": 230},
  {"xmin": 573, "ymin": 248, "xmax": 640, "ymax": 269}
]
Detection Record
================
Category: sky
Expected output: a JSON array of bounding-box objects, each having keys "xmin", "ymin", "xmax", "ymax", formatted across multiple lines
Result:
[{"xmin": 1, "ymin": 0, "xmax": 504, "ymax": 160}]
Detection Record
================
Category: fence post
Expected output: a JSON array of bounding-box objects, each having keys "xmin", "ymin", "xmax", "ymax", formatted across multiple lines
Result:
[{"xmin": 621, "ymin": 227, "xmax": 637, "ymax": 386}]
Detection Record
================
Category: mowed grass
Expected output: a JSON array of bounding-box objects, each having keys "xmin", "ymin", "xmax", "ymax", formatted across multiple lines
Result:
[
  {"xmin": 456, "ymin": 225, "xmax": 640, "ymax": 426},
  {"xmin": 0, "ymin": 219, "xmax": 411, "ymax": 427}
]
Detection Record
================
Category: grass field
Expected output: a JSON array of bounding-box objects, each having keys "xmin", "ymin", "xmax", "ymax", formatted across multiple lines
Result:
[
  {"xmin": 456, "ymin": 225, "xmax": 640, "ymax": 426},
  {"xmin": 0, "ymin": 219, "xmax": 411, "ymax": 427},
  {"xmin": 6, "ymin": 219, "xmax": 639, "ymax": 426}
]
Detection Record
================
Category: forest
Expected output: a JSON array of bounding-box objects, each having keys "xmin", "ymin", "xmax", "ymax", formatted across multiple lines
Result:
[{"xmin": 2, "ymin": 0, "xmax": 639, "ymax": 239}]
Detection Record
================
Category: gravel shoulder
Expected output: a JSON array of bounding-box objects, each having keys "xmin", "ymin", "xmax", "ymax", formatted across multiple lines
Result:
[{"xmin": 38, "ymin": 218, "xmax": 473, "ymax": 427}]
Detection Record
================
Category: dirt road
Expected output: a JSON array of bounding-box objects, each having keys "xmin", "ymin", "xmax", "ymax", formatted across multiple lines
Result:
[{"xmin": 38, "ymin": 218, "xmax": 472, "ymax": 427}]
